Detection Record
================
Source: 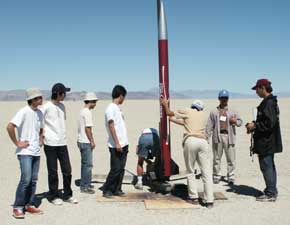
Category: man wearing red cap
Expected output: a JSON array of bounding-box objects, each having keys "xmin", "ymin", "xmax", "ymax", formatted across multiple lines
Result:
[{"xmin": 246, "ymin": 79, "xmax": 283, "ymax": 202}]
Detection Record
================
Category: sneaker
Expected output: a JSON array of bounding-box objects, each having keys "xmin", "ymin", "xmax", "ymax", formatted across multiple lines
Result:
[
  {"xmin": 213, "ymin": 177, "xmax": 220, "ymax": 184},
  {"xmin": 51, "ymin": 198, "xmax": 63, "ymax": 206},
  {"xmin": 256, "ymin": 194, "xmax": 277, "ymax": 202},
  {"xmin": 64, "ymin": 197, "xmax": 79, "ymax": 204},
  {"xmin": 89, "ymin": 184, "xmax": 95, "ymax": 189},
  {"xmin": 12, "ymin": 208, "xmax": 25, "ymax": 219},
  {"xmin": 113, "ymin": 190, "xmax": 126, "ymax": 197},
  {"xmin": 103, "ymin": 191, "xmax": 113, "ymax": 198},
  {"xmin": 186, "ymin": 198, "xmax": 199, "ymax": 205},
  {"xmin": 81, "ymin": 188, "xmax": 95, "ymax": 194},
  {"xmin": 205, "ymin": 202, "xmax": 214, "ymax": 209},
  {"xmin": 134, "ymin": 183, "xmax": 143, "ymax": 190},
  {"xmin": 25, "ymin": 205, "xmax": 43, "ymax": 215}
]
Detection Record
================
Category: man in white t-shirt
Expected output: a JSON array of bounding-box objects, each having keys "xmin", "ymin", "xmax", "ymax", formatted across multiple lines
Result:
[
  {"xmin": 42, "ymin": 83, "xmax": 78, "ymax": 205},
  {"xmin": 102, "ymin": 85, "xmax": 129, "ymax": 198},
  {"xmin": 7, "ymin": 88, "xmax": 44, "ymax": 219},
  {"xmin": 77, "ymin": 92, "xmax": 98, "ymax": 194}
]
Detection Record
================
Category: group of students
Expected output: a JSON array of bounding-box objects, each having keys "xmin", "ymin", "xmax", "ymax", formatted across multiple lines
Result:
[{"xmin": 7, "ymin": 79, "xmax": 282, "ymax": 219}]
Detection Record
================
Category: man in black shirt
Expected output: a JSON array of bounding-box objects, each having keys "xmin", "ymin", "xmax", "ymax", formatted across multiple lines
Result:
[{"xmin": 246, "ymin": 79, "xmax": 282, "ymax": 202}]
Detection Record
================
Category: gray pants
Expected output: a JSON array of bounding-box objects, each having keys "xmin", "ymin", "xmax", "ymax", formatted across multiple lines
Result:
[
  {"xmin": 183, "ymin": 136, "xmax": 214, "ymax": 203},
  {"xmin": 212, "ymin": 134, "xmax": 236, "ymax": 180}
]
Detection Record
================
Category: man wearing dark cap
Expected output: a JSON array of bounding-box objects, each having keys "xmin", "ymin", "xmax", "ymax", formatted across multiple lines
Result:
[
  {"xmin": 42, "ymin": 83, "xmax": 78, "ymax": 205},
  {"xmin": 246, "ymin": 79, "xmax": 283, "ymax": 202}
]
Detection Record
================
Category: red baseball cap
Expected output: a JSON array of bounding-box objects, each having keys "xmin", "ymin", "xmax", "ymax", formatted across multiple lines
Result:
[{"xmin": 251, "ymin": 79, "xmax": 271, "ymax": 90}]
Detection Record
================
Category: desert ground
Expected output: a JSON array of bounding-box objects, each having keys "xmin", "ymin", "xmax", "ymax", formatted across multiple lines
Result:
[{"xmin": 0, "ymin": 98, "xmax": 289, "ymax": 225}]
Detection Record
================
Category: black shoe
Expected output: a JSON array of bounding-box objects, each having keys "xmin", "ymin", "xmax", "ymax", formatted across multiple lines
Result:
[
  {"xmin": 103, "ymin": 191, "xmax": 113, "ymax": 198},
  {"xmin": 256, "ymin": 194, "xmax": 276, "ymax": 202},
  {"xmin": 113, "ymin": 190, "xmax": 126, "ymax": 197},
  {"xmin": 205, "ymin": 202, "xmax": 214, "ymax": 209},
  {"xmin": 186, "ymin": 198, "xmax": 199, "ymax": 205},
  {"xmin": 81, "ymin": 188, "xmax": 95, "ymax": 194}
]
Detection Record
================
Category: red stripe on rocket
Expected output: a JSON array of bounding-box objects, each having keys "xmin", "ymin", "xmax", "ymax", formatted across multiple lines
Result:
[{"xmin": 157, "ymin": 0, "xmax": 171, "ymax": 177}]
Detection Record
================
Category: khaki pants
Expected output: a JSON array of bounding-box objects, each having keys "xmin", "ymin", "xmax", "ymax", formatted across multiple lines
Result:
[
  {"xmin": 212, "ymin": 134, "xmax": 236, "ymax": 180},
  {"xmin": 183, "ymin": 136, "xmax": 214, "ymax": 203}
]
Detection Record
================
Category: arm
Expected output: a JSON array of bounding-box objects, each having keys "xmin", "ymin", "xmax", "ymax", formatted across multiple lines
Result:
[
  {"xmin": 169, "ymin": 116, "xmax": 184, "ymax": 126},
  {"xmin": 39, "ymin": 128, "xmax": 44, "ymax": 147},
  {"xmin": 7, "ymin": 123, "xmax": 29, "ymax": 148},
  {"xmin": 108, "ymin": 120, "xmax": 122, "ymax": 152},
  {"xmin": 85, "ymin": 127, "xmax": 95, "ymax": 149},
  {"xmin": 205, "ymin": 112, "xmax": 214, "ymax": 139},
  {"xmin": 230, "ymin": 112, "xmax": 243, "ymax": 127}
]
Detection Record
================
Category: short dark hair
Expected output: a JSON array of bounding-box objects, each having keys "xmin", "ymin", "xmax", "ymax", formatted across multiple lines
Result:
[
  {"xmin": 112, "ymin": 85, "xmax": 127, "ymax": 99},
  {"xmin": 258, "ymin": 83, "xmax": 273, "ymax": 93},
  {"xmin": 27, "ymin": 100, "xmax": 33, "ymax": 105},
  {"xmin": 191, "ymin": 106, "xmax": 200, "ymax": 111},
  {"xmin": 265, "ymin": 84, "xmax": 273, "ymax": 93},
  {"xmin": 84, "ymin": 100, "xmax": 97, "ymax": 104},
  {"xmin": 51, "ymin": 92, "xmax": 65, "ymax": 100}
]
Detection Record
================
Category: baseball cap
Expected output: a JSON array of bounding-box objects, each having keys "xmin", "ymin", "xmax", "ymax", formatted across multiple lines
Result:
[
  {"xmin": 218, "ymin": 89, "xmax": 229, "ymax": 98},
  {"xmin": 51, "ymin": 83, "xmax": 71, "ymax": 93},
  {"xmin": 191, "ymin": 99, "xmax": 204, "ymax": 111},
  {"xmin": 26, "ymin": 88, "xmax": 43, "ymax": 101},
  {"xmin": 251, "ymin": 79, "xmax": 271, "ymax": 90}
]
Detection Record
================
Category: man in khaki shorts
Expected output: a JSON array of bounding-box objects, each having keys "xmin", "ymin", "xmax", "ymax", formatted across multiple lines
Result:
[
  {"xmin": 206, "ymin": 89, "xmax": 242, "ymax": 185},
  {"xmin": 161, "ymin": 96, "xmax": 214, "ymax": 208}
]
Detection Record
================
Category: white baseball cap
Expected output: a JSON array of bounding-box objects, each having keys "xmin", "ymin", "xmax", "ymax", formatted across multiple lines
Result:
[
  {"xmin": 84, "ymin": 92, "xmax": 98, "ymax": 101},
  {"xmin": 26, "ymin": 88, "xmax": 43, "ymax": 101},
  {"xmin": 191, "ymin": 99, "xmax": 204, "ymax": 111}
]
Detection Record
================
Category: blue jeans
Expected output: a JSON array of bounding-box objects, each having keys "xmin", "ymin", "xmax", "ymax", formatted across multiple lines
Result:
[
  {"xmin": 77, "ymin": 142, "xmax": 93, "ymax": 190},
  {"xmin": 14, "ymin": 155, "xmax": 40, "ymax": 208},
  {"xmin": 258, "ymin": 154, "xmax": 278, "ymax": 197}
]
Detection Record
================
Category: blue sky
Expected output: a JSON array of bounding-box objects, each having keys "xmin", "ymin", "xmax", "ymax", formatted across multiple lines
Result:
[{"xmin": 0, "ymin": 0, "xmax": 289, "ymax": 93}]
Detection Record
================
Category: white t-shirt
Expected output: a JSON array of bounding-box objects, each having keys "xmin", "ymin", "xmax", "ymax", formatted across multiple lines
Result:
[
  {"xmin": 10, "ymin": 105, "xmax": 43, "ymax": 156},
  {"xmin": 41, "ymin": 101, "xmax": 67, "ymax": 146},
  {"xmin": 78, "ymin": 108, "xmax": 94, "ymax": 143},
  {"xmin": 105, "ymin": 103, "xmax": 129, "ymax": 148}
]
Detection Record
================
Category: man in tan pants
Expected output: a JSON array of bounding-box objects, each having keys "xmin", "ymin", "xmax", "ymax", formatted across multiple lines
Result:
[
  {"xmin": 206, "ymin": 89, "xmax": 242, "ymax": 185},
  {"xmin": 161, "ymin": 97, "xmax": 214, "ymax": 208}
]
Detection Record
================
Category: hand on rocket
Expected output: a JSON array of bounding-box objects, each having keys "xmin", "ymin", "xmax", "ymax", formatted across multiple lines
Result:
[{"xmin": 160, "ymin": 95, "xmax": 169, "ymax": 107}]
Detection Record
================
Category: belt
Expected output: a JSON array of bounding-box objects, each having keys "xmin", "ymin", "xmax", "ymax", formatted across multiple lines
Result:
[{"xmin": 220, "ymin": 130, "xmax": 228, "ymax": 134}]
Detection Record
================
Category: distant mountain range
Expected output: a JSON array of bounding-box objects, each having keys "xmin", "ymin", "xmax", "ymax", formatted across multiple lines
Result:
[{"xmin": 0, "ymin": 89, "xmax": 289, "ymax": 101}]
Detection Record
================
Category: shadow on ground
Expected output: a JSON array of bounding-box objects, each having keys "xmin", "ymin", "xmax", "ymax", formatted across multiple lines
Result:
[{"xmin": 226, "ymin": 184, "xmax": 263, "ymax": 197}]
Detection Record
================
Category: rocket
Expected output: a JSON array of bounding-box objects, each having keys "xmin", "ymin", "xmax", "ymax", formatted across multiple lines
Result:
[{"xmin": 157, "ymin": 0, "xmax": 171, "ymax": 178}]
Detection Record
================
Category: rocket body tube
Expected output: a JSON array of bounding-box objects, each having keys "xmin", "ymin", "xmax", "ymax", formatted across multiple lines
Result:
[{"xmin": 157, "ymin": 0, "xmax": 171, "ymax": 177}]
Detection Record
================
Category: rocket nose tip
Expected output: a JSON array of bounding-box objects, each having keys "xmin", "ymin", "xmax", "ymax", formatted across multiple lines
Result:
[{"xmin": 157, "ymin": 0, "xmax": 167, "ymax": 40}]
